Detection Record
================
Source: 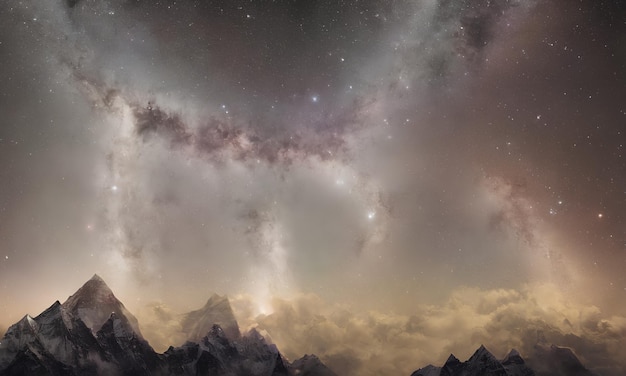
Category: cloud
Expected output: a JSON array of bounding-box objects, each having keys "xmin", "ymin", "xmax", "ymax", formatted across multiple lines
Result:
[
  {"xmin": 135, "ymin": 283, "xmax": 626, "ymax": 376},
  {"xmin": 135, "ymin": 302, "xmax": 186, "ymax": 350},
  {"xmin": 244, "ymin": 285, "xmax": 626, "ymax": 376}
]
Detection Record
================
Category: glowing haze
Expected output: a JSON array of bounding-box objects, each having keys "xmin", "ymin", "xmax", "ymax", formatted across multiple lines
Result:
[{"xmin": 0, "ymin": 0, "xmax": 624, "ymax": 375}]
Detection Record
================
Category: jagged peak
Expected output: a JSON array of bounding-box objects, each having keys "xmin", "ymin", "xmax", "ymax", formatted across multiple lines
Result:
[
  {"xmin": 182, "ymin": 293, "xmax": 241, "ymax": 342},
  {"xmin": 242, "ymin": 327, "xmax": 273, "ymax": 349},
  {"xmin": 441, "ymin": 352, "xmax": 463, "ymax": 374},
  {"xmin": 60, "ymin": 274, "xmax": 143, "ymax": 336},
  {"xmin": 548, "ymin": 344, "xmax": 582, "ymax": 363},
  {"xmin": 63, "ymin": 275, "xmax": 115, "ymax": 307},
  {"xmin": 444, "ymin": 353, "xmax": 460, "ymax": 364},
  {"xmin": 507, "ymin": 348, "xmax": 521, "ymax": 357},
  {"xmin": 201, "ymin": 293, "xmax": 233, "ymax": 312},
  {"xmin": 478, "ymin": 344, "xmax": 491, "ymax": 353},
  {"xmin": 208, "ymin": 292, "xmax": 228, "ymax": 302},
  {"xmin": 468, "ymin": 344, "xmax": 497, "ymax": 362},
  {"xmin": 300, "ymin": 354, "xmax": 321, "ymax": 361},
  {"xmin": 32, "ymin": 300, "xmax": 79, "ymax": 331},
  {"xmin": 13, "ymin": 314, "xmax": 37, "ymax": 331},
  {"xmin": 502, "ymin": 348, "xmax": 525, "ymax": 365},
  {"xmin": 18, "ymin": 314, "xmax": 34, "ymax": 324},
  {"xmin": 35, "ymin": 301, "xmax": 62, "ymax": 320},
  {"xmin": 44, "ymin": 300, "xmax": 61, "ymax": 309}
]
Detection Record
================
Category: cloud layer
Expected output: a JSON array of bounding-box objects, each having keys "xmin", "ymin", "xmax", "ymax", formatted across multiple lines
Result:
[{"xmin": 138, "ymin": 284, "xmax": 626, "ymax": 376}]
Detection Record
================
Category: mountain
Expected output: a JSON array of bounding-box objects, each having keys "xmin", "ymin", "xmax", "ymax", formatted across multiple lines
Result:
[
  {"xmin": 95, "ymin": 312, "xmax": 163, "ymax": 375},
  {"xmin": 181, "ymin": 293, "xmax": 241, "ymax": 342},
  {"xmin": 0, "ymin": 275, "xmax": 335, "ymax": 376},
  {"xmin": 411, "ymin": 344, "xmax": 597, "ymax": 376},
  {"xmin": 502, "ymin": 349, "xmax": 534, "ymax": 376},
  {"xmin": 62, "ymin": 274, "xmax": 143, "ymax": 337},
  {"xmin": 411, "ymin": 345, "xmax": 535, "ymax": 376},
  {"xmin": 290, "ymin": 354, "xmax": 338, "ymax": 376},
  {"xmin": 529, "ymin": 343, "xmax": 595, "ymax": 376}
]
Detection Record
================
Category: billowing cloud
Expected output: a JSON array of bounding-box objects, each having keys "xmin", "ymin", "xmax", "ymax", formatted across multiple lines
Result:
[
  {"xmin": 248, "ymin": 285, "xmax": 626, "ymax": 376},
  {"xmin": 136, "ymin": 284, "xmax": 626, "ymax": 375},
  {"xmin": 135, "ymin": 302, "xmax": 187, "ymax": 349}
]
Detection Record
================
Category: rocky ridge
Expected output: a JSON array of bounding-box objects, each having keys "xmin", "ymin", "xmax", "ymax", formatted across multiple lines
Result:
[{"xmin": 0, "ymin": 275, "xmax": 336, "ymax": 376}]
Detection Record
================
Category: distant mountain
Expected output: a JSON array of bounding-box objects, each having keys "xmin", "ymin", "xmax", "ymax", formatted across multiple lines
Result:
[
  {"xmin": 290, "ymin": 354, "xmax": 338, "ymax": 376},
  {"xmin": 181, "ymin": 293, "xmax": 241, "ymax": 342},
  {"xmin": 0, "ymin": 275, "xmax": 336, "ymax": 376},
  {"xmin": 410, "ymin": 344, "xmax": 596, "ymax": 376},
  {"xmin": 529, "ymin": 343, "xmax": 596, "ymax": 376},
  {"xmin": 411, "ymin": 345, "xmax": 534, "ymax": 376}
]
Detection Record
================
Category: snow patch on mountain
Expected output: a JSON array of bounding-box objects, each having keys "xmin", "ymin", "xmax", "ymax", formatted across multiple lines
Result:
[
  {"xmin": 62, "ymin": 274, "xmax": 143, "ymax": 337},
  {"xmin": 0, "ymin": 275, "xmax": 337, "ymax": 376},
  {"xmin": 181, "ymin": 293, "xmax": 241, "ymax": 342}
]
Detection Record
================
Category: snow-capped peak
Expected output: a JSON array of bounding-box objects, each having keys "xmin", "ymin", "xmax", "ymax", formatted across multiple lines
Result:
[
  {"xmin": 61, "ymin": 275, "xmax": 143, "ymax": 337},
  {"xmin": 1, "ymin": 275, "xmax": 338, "ymax": 376},
  {"xmin": 9, "ymin": 315, "xmax": 38, "ymax": 333},
  {"xmin": 181, "ymin": 293, "xmax": 241, "ymax": 342}
]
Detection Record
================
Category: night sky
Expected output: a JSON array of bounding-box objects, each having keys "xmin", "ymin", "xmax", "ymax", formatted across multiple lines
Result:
[{"xmin": 0, "ymin": 0, "xmax": 625, "ymax": 375}]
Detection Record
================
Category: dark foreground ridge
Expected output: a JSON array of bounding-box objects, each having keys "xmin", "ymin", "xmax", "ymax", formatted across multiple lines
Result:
[
  {"xmin": 0, "ymin": 274, "xmax": 336, "ymax": 376},
  {"xmin": 411, "ymin": 344, "xmax": 597, "ymax": 376}
]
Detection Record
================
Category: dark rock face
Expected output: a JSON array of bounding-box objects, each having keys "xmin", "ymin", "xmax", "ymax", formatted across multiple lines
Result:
[
  {"xmin": 95, "ymin": 313, "xmax": 164, "ymax": 376},
  {"xmin": 0, "ymin": 300, "xmax": 109, "ymax": 375},
  {"xmin": 0, "ymin": 275, "xmax": 336, "ymax": 376},
  {"xmin": 410, "ymin": 344, "xmax": 600, "ymax": 376},
  {"xmin": 290, "ymin": 354, "xmax": 338, "ymax": 376},
  {"xmin": 464, "ymin": 345, "xmax": 509, "ymax": 376},
  {"xmin": 530, "ymin": 344, "xmax": 595, "ymax": 376},
  {"xmin": 411, "ymin": 345, "xmax": 535, "ymax": 376},
  {"xmin": 440, "ymin": 354, "xmax": 463, "ymax": 376},
  {"xmin": 0, "ymin": 342, "xmax": 76, "ymax": 376},
  {"xmin": 502, "ymin": 349, "xmax": 534, "ymax": 376}
]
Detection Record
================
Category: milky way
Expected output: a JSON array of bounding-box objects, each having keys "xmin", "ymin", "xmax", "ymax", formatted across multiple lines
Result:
[{"xmin": 0, "ymin": 1, "xmax": 625, "ymax": 375}]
